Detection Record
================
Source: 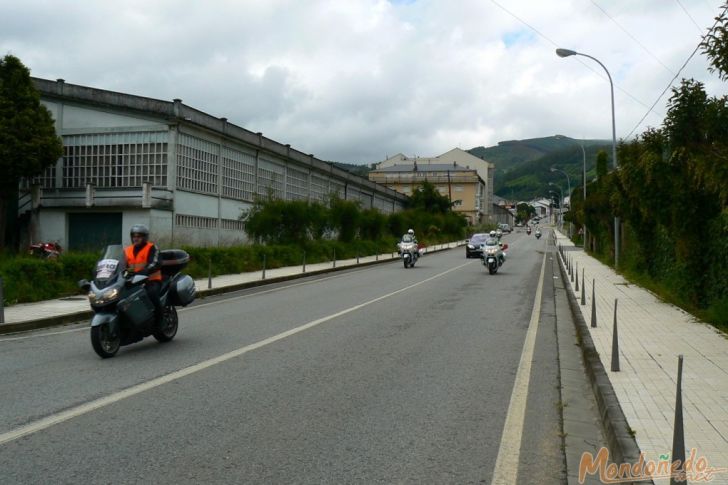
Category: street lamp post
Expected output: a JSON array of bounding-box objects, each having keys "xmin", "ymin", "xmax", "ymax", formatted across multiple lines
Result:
[
  {"xmin": 579, "ymin": 143, "xmax": 587, "ymax": 249},
  {"xmin": 548, "ymin": 184, "xmax": 563, "ymax": 229},
  {"xmin": 551, "ymin": 167, "xmax": 572, "ymax": 237},
  {"xmin": 556, "ymin": 48, "xmax": 619, "ymax": 268}
]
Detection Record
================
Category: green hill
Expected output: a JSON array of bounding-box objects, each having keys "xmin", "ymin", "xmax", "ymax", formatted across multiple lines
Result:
[
  {"xmin": 493, "ymin": 143, "xmax": 613, "ymax": 201},
  {"xmin": 467, "ymin": 135, "xmax": 611, "ymax": 201}
]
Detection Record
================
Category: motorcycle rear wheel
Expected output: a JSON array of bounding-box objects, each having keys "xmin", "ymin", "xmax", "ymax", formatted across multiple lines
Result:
[
  {"xmin": 153, "ymin": 306, "xmax": 178, "ymax": 343},
  {"xmin": 91, "ymin": 325, "xmax": 120, "ymax": 358}
]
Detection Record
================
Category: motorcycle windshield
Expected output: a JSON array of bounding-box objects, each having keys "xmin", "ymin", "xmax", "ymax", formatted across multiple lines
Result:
[{"xmin": 93, "ymin": 245, "xmax": 126, "ymax": 289}]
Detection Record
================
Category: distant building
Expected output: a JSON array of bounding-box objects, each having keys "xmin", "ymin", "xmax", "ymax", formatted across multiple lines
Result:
[
  {"xmin": 368, "ymin": 163, "xmax": 484, "ymax": 225},
  {"xmin": 20, "ymin": 78, "xmax": 407, "ymax": 250},
  {"xmin": 372, "ymin": 148, "xmax": 495, "ymax": 224}
]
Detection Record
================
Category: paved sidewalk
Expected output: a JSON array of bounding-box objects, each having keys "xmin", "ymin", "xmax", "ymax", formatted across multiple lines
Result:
[
  {"xmin": 0, "ymin": 242, "xmax": 459, "ymax": 327},
  {"xmin": 554, "ymin": 229, "xmax": 728, "ymax": 484}
]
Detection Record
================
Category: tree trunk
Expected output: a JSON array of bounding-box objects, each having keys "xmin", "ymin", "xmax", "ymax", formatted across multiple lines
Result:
[{"xmin": 0, "ymin": 196, "xmax": 7, "ymax": 251}]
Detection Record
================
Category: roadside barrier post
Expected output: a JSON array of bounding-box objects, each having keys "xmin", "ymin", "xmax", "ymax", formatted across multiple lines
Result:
[
  {"xmin": 591, "ymin": 279, "xmax": 597, "ymax": 328},
  {"xmin": 581, "ymin": 269, "xmax": 586, "ymax": 306},
  {"xmin": 670, "ymin": 355, "xmax": 686, "ymax": 485},
  {"xmin": 356, "ymin": 248, "xmax": 359, "ymax": 265},
  {"xmin": 575, "ymin": 262, "xmax": 579, "ymax": 292},
  {"xmin": 333, "ymin": 248, "xmax": 336, "ymax": 268},
  {"xmin": 207, "ymin": 258, "xmax": 212, "ymax": 289},
  {"xmin": 611, "ymin": 299, "xmax": 620, "ymax": 372},
  {"xmin": 0, "ymin": 276, "xmax": 4, "ymax": 324},
  {"xmin": 302, "ymin": 251, "xmax": 306, "ymax": 273},
  {"xmin": 570, "ymin": 258, "xmax": 575, "ymax": 283},
  {"xmin": 262, "ymin": 254, "xmax": 266, "ymax": 280}
]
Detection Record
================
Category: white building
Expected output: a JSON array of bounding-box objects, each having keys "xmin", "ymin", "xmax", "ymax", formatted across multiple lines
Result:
[{"xmin": 21, "ymin": 78, "xmax": 407, "ymax": 250}]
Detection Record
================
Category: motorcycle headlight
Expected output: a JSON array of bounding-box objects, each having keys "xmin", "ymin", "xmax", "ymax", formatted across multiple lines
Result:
[
  {"xmin": 90, "ymin": 288, "xmax": 119, "ymax": 306},
  {"xmin": 467, "ymin": 244, "xmax": 474, "ymax": 249}
]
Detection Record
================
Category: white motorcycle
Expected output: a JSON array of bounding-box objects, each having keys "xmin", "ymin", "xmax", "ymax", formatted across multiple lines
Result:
[
  {"xmin": 481, "ymin": 239, "xmax": 508, "ymax": 275},
  {"xmin": 398, "ymin": 235, "xmax": 421, "ymax": 268}
]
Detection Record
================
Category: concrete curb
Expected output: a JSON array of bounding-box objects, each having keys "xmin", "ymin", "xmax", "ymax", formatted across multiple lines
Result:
[
  {"xmin": 556, "ymin": 249, "xmax": 651, "ymax": 483},
  {"xmin": 0, "ymin": 243, "xmax": 462, "ymax": 336}
]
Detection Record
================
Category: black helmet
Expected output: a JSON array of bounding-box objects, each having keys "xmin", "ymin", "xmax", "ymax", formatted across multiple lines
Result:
[{"xmin": 129, "ymin": 224, "xmax": 149, "ymax": 244}]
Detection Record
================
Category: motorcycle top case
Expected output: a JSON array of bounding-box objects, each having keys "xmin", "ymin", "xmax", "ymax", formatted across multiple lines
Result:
[
  {"xmin": 170, "ymin": 274, "xmax": 196, "ymax": 307},
  {"xmin": 160, "ymin": 249, "xmax": 190, "ymax": 277},
  {"xmin": 117, "ymin": 287, "xmax": 155, "ymax": 328}
]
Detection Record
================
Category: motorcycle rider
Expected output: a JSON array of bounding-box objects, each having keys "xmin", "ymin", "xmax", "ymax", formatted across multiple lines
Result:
[
  {"xmin": 124, "ymin": 224, "xmax": 163, "ymax": 328},
  {"xmin": 486, "ymin": 230, "xmax": 506, "ymax": 264}
]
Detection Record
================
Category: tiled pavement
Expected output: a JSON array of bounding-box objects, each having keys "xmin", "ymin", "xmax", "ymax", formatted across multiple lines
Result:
[{"xmin": 554, "ymin": 229, "xmax": 728, "ymax": 485}]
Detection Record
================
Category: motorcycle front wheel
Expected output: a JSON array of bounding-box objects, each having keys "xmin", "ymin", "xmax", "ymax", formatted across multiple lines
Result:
[
  {"xmin": 153, "ymin": 306, "xmax": 178, "ymax": 343},
  {"xmin": 91, "ymin": 324, "xmax": 120, "ymax": 358}
]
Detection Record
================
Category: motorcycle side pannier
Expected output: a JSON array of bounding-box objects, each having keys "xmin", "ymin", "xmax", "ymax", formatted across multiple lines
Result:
[
  {"xmin": 118, "ymin": 288, "xmax": 156, "ymax": 327},
  {"xmin": 170, "ymin": 274, "xmax": 196, "ymax": 307},
  {"xmin": 160, "ymin": 249, "xmax": 190, "ymax": 278}
]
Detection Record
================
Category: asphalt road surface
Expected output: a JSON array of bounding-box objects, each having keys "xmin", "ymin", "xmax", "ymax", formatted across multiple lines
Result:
[{"xmin": 0, "ymin": 229, "xmax": 574, "ymax": 484}]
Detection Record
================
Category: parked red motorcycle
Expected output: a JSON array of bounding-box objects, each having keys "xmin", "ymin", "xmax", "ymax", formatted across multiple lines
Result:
[{"xmin": 29, "ymin": 242, "xmax": 63, "ymax": 259}]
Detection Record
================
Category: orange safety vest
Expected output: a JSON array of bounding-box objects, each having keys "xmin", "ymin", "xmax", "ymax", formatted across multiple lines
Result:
[{"xmin": 124, "ymin": 242, "xmax": 162, "ymax": 281}]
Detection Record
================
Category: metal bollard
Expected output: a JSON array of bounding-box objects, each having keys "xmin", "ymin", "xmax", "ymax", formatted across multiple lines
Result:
[
  {"xmin": 356, "ymin": 250, "xmax": 359, "ymax": 265},
  {"xmin": 302, "ymin": 251, "xmax": 306, "ymax": 273},
  {"xmin": 262, "ymin": 254, "xmax": 266, "ymax": 280},
  {"xmin": 208, "ymin": 258, "xmax": 212, "ymax": 289},
  {"xmin": 670, "ymin": 355, "xmax": 686, "ymax": 485},
  {"xmin": 570, "ymin": 257, "xmax": 575, "ymax": 283},
  {"xmin": 591, "ymin": 279, "xmax": 597, "ymax": 328},
  {"xmin": 611, "ymin": 299, "xmax": 620, "ymax": 372},
  {"xmin": 581, "ymin": 269, "xmax": 586, "ymax": 306},
  {"xmin": 333, "ymin": 248, "xmax": 336, "ymax": 268},
  {"xmin": 0, "ymin": 276, "xmax": 4, "ymax": 324},
  {"xmin": 575, "ymin": 261, "xmax": 579, "ymax": 291}
]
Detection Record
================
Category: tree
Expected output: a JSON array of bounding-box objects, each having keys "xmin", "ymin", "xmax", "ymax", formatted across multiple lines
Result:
[
  {"xmin": 595, "ymin": 150, "xmax": 609, "ymax": 179},
  {"xmin": 701, "ymin": 2, "xmax": 728, "ymax": 81},
  {"xmin": 407, "ymin": 181, "xmax": 453, "ymax": 213},
  {"xmin": 515, "ymin": 202, "xmax": 535, "ymax": 223},
  {"xmin": 0, "ymin": 54, "xmax": 63, "ymax": 248}
]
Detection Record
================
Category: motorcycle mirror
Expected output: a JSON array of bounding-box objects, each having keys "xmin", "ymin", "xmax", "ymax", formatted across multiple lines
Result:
[{"xmin": 78, "ymin": 279, "xmax": 91, "ymax": 291}]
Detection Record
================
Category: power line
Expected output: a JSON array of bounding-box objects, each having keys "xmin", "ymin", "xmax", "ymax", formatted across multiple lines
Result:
[
  {"xmin": 488, "ymin": 0, "xmax": 658, "ymax": 114},
  {"xmin": 590, "ymin": 0, "xmax": 676, "ymax": 76},
  {"xmin": 625, "ymin": 3, "xmax": 728, "ymax": 139},
  {"xmin": 675, "ymin": 0, "xmax": 706, "ymax": 34}
]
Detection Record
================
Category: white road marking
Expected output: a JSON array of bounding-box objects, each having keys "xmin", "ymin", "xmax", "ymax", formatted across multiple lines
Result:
[
  {"xmin": 490, "ymin": 251, "xmax": 548, "ymax": 485},
  {"xmin": 0, "ymin": 261, "xmax": 470, "ymax": 446}
]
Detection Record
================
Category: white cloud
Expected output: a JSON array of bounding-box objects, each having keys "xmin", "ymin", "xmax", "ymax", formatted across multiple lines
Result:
[{"xmin": 1, "ymin": 0, "xmax": 725, "ymax": 163}]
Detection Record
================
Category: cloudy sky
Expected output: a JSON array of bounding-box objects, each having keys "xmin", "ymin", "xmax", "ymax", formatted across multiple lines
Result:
[{"xmin": 1, "ymin": 0, "xmax": 725, "ymax": 164}]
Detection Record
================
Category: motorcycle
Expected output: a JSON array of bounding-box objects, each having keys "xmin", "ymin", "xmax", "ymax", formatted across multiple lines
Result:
[
  {"xmin": 78, "ymin": 245, "xmax": 196, "ymax": 358},
  {"xmin": 29, "ymin": 241, "xmax": 62, "ymax": 259},
  {"xmin": 481, "ymin": 241, "xmax": 508, "ymax": 275},
  {"xmin": 526, "ymin": 227, "xmax": 532, "ymax": 235},
  {"xmin": 535, "ymin": 230, "xmax": 542, "ymax": 239},
  {"xmin": 398, "ymin": 236, "xmax": 420, "ymax": 268}
]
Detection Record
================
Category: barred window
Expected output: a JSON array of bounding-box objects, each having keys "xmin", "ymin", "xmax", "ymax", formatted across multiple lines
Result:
[
  {"xmin": 175, "ymin": 213, "xmax": 218, "ymax": 229},
  {"xmin": 222, "ymin": 147, "xmax": 256, "ymax": 201},
  {"xmin": 373, "ymin": 196, "xmax": 392, "ymax": 213},
  {"xmin": 31, "ymin": 164, "xmax": 57, "ymax": 189},
  {"xmin": 330, "ymin": 181, "xmax": 345, "ymax": 199},
  {"xmin": 310, "ymin": 175, "xmax": 329, "ymax": 203},
  {"xmin": 257, "ymin": 159, "xmax": 284, "ymax": 199},
  {"xmin": 61, "ymin": 132, "xmax": 168, "ymax": 188},
  {"xmin": 177, "ymin": 134, "xmax": 219, "ymax": 194},
  {"xmin": 220, "ymin": 218, "xmax": 245, "ymax": 231},
  {"xmin": 286, "ymin": 167, "xmax": 309, "ymax": 201}
]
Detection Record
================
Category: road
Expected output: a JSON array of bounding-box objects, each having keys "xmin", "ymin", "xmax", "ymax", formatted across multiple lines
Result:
[{"xmin": 0, "ymin": 229, "xmax": 577, "ymax": 484}]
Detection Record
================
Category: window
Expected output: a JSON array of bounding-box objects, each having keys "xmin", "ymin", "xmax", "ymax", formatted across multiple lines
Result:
[
  {"xmin": 286, "ymin": 167, "xmax": 309, "ymax": 201},
  {"xmin": 177, "ymin": 134, "xmax": 218, "ymax": 194},
  {"xmin": 61, "ymin": 132, "xmax": 168, "ymax": 188},
  {"xmin": 222, "ymin": 147, "xmax": 256, "ymax": 201}
]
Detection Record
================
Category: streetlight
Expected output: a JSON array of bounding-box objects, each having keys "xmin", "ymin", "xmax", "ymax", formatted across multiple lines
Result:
[
  {"xmin": 556, "ymin": 47, "xmax": 620, "ymax": 268},
  {"xmin": 551, "ymin": 167, "xmax": 572, "ymax": 237},
  {"xmin": 549, "ymin": 184, "xmax": 563, "ymax": 229}
]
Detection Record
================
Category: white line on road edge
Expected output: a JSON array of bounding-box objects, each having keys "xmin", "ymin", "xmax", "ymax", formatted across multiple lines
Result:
[
  {"xmin": 490, "ymin": 250, "xmax": 548, "ymax": 485},
  {"xmin": 0, "ymin": 261, "xmax": 470, "ymax": 447}
]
